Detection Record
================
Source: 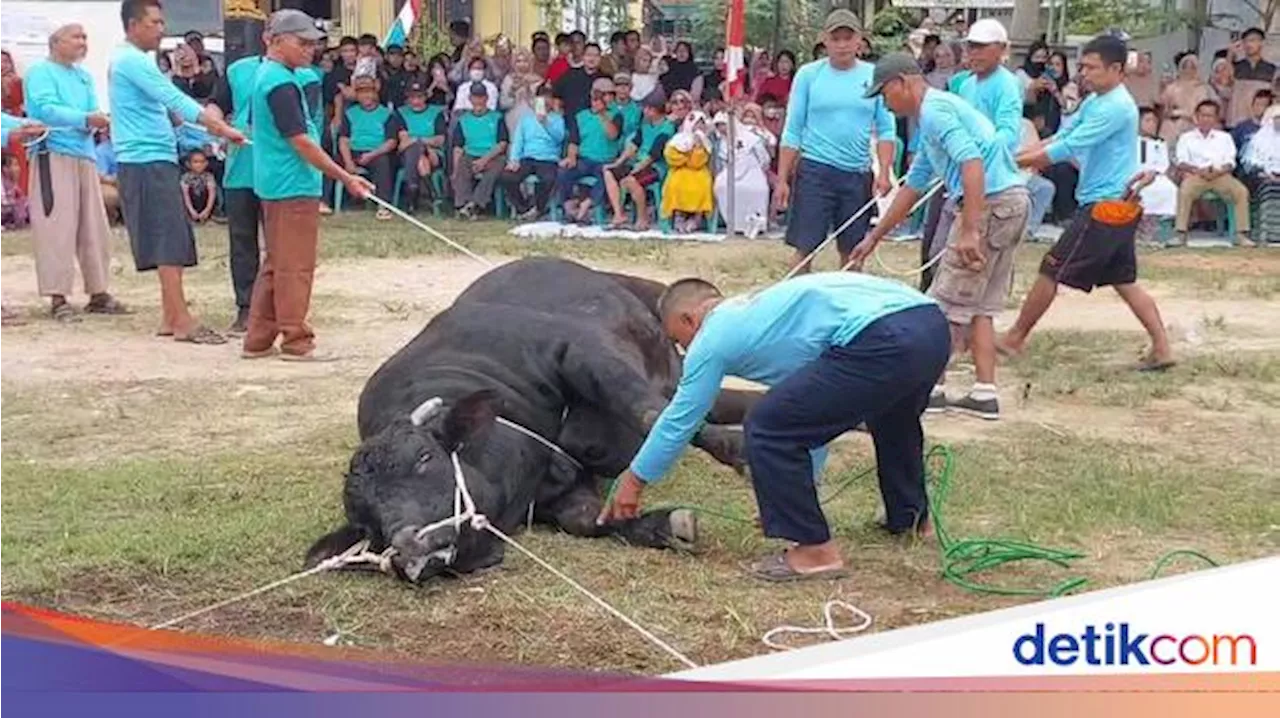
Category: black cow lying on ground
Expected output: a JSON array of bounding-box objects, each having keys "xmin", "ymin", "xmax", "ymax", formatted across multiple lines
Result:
[{"xmin": 306, "ymin": 257, "xmax": 759, "ymax": 582}]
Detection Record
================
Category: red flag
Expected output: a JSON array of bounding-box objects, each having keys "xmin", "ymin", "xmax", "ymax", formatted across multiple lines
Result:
[{"xmin": 725, "ymin": 0, "xmax": 746, "ymax": 99}]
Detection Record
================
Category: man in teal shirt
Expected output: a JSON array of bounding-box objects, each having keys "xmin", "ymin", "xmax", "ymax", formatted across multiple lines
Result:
[
  {"xmin": 853, "ymin": 53, "xmax": 1030, "ymax": 422},
  {"xmin": 451, "ymin": 83, "xmax": 509, "ymax": 219},
  {"xmin": 25, "ymin": 23, "xmax": 128, "ymax": 321},
  {"xmin": 601, "ymin": 91, "xmax": 673, "ymax": 230},
  {"xmin": 778, "ymin": 9, "xmax": 897, "ymax": 273},
  {"xmin": 110, "ymin": 0, "xmax": 244, "ymax": 345},
  {"xmin": 338, "ymin": 75, "xmax": 398, "ymax": 219},
  {"xmin": 556, "ymin": 76, "xmax": 623, "ymax": 223},
  {"xmin": 241, "ymin": 9, "xmax": 373, "ymax": 362},
  {"xmin": 599, "ymin": 272, "xmax": 950, "ymax": 581}
]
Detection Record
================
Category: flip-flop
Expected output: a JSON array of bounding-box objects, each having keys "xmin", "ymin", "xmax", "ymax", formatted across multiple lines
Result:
[
  {"xmin": 742, "ymin": 552, "xmax": 848, "ymax": 583},
  {"xmin": 51, "ymin": 303, "xmax": 81, "ymax": 323},
  {"xmin": 174, "ymin": 325, "xmax": 227, "ymax": 345},
  {"xmin": 84, "ymin": 296, "xmax": 133, "ymax": 315},
  {"xmin": 1136, "ymin": 358, "xmax": 1177, "ymax": 373}
]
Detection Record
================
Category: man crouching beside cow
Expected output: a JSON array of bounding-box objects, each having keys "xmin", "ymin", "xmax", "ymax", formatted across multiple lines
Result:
[{"xmin": 308, "ymin": 257, "xmax": 949, "ymax": 584}]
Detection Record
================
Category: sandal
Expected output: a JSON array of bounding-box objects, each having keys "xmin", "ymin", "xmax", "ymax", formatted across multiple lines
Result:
[
  {"xmin": 51, "ymin": 302, "xmax": 81, "ymax": 323},
  {"xmin": 375, "ymin": 208, "xmax": 393, "ymax": 221},
  {"xmin": 85, "ymin": 295, "xmax": 132, "ymax": 315},
  {"xmin": 1136, "ymin": 357, "xmax": 1177, "ymax": 372},
  {"xmin": 173, "ymin": 325, "xmax": 227, "ymax": 345},
  {"xmin": 742, "ymin": 552, "xmax": 848, "ymax": 583}
]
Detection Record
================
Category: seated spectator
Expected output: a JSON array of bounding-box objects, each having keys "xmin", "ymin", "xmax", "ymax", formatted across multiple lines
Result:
[
  {"xmin": 2, "ymin": 152, "xmax": 28, "ymax": 229},
  {"xmin": 531, "ymin": 33, "xmax": 552, "ymax": 77},
  {"xmin": 712, "ymin": 109, "xmax": 771, "ymax": 238},
  {"xmin": 180, "ymin": 149, "xmax": 217, "ymax": 224},
  {"xmin": 1136, "ymin": 107, "xmax": 1177, "ymax": 244},
  {"xmin": 1243, "ymin": 104, "xmax": 1280, "ymax": 244},
  {"xmin": 500, "ymin": 47, "xmax": 543, "ymax": 133},
  {"xmin": 454, "ymin": 56, "xmax": 499, "ymax": 113},
  {"xmin": 1231, "ymin": 89, "xmax": 1273, "ymax": 162},
  {"xmin": 500, "ymin": 84, "xmax": 565, "ymax": 220},
  {"xmin": 451, "ymin": 83, "xmax": 508, "ymax": 219},
  {"xmin": 396, "ymin": 81, "xmax": 448, "ymax": 211},
  {"xmin": 556, "ymin": 77, "xmax": 623, "ymax": 223},
  {"xmin": 381, "ymin": 43, "xmax": 410, "ymax": 107},
  {"xmin": 611, "ymin": 73, "xmax": 642, "ymax": 139},
  {"xmin": 95, "ymin": 128, "xmax": 121, "ymax": 224},
  {"xmin": 1175, "ymin": 100, "xmax": 1254, "ymax": 247},
  {"xmin": 661, "ymin": 106, "xmax": 714, "ymax": 233},
  {"xmin": 602, "ymin": 91, "xmax": 673, "ymax": 230},
  {"xmin": 339, "ymin": 76, "xmax": 399, "ymax": 219},
  {"xmin": 1020, "ymin": 118, "xmax": 1056, "ymax": 237},
  {"xmin": 630, "ymin": 46, "xmax": 660, "ymax": 101},
  {"xmin": 423, "ymin": 56, "xmax": 454, "ymax": 107}
]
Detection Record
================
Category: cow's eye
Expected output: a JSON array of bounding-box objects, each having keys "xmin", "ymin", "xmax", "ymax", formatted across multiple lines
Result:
[{"xmin": 414, "ymin": 452, "xmax": 432, "ymax": 473}]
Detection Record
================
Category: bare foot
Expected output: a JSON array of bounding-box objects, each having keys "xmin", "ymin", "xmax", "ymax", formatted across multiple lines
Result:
[{"xmin": 995, "ymin": 332, "xmax": 1025, "ymax": 358}]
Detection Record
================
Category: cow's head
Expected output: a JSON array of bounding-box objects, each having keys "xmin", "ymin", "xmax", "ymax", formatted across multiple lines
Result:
[{"xmin": 306, "ymin": 390, "xmax": 499, "ymax": 583}]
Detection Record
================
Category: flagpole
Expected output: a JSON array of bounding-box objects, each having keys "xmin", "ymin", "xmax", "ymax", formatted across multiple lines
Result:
[{"xmin": 724, "ymin": 0, "xmax": 745, "ymax": 241}]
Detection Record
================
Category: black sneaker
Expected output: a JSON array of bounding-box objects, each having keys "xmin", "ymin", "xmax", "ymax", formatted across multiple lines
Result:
[
  {"xmin": 925, "ymin": 390, "xmax": 948, "ymax": 414},
  {"xmin": 950, "ymin": 393, "xmax": 999, "ymax": 420}
]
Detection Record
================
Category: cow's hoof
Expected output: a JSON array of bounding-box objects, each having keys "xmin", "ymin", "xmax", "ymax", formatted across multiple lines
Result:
[{"xmin": 668, "ymin": 509, "xmax": 698, "ymax": 549}]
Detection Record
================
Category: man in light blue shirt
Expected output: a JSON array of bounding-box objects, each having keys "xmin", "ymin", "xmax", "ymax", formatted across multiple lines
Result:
[
  {"xmin": 1007, "ymin": 34, "xmax": 1175, "ymax": 373},
  {"xmin": 777, "ymin": 9, "xmax": 897, "ymax": 273},
  {"xmin": 851, "ymin": 53, "xmax": 1029, "ymax": 422},
  {"xmin": 598, "ymin": 272, "xmax": 950, "ymax": 582},
  {"xmin": 25, "ymin": 24, "xmax": 128, "ymax": 320},
  {"xmin": 110, "ymin": 0, "xmax": 245, "ymax": 345}
]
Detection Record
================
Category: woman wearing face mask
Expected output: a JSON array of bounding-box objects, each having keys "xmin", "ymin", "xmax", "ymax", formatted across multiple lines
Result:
[
  {"xmin": 454, "ymin": 56, "xmax": 499, "ymax": 112},
  {"xmin": 500, "ymin": 47, "xmax": 543, "ymax": 133},
  {"xmin": 1244, "ymin": 105, "xmax": 1280, "ymax": 244},
  {"xmin": 1018, "ymin": 42, "xmax": 1062, "ymax": 133},
  {"xmin": 630, "ymin": 46, "xmax": 660, "ymax": 101},
  {"xmin": 449, "ymin": 38, "xmax": 488, "ymax": 85},
  {"xmin": 1159, "ymin": 52, "xmax": 1213, "ymax": 144}
]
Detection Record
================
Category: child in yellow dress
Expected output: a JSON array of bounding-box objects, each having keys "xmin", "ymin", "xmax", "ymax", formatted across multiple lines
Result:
[{"xmin": 661, "ymin": 108, "xmax": 714, "ymax": 232}]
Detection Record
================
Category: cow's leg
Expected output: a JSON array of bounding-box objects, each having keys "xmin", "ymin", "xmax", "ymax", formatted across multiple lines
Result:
[
  {"xmin": 561, "ymin": 339, "xmax": 743, "ymax": 471},
  {"xmin": 545, "ymin": 483, "xmax": 696, "ymax": 550},
  {"xmin": 706, "ymin": 388, "xmax": 765, "ymax": 425}
]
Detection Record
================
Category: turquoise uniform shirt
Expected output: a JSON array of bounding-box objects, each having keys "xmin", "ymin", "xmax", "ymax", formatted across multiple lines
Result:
[
  {"xmin": 251, "ymin": 59, "xmax": 322, "ymax": 201},
  {"xmin": 631, "ymin": 117, "xmax": 675, "ymax": 176},
  {"xmin": 569, "ymin": 109, "xmax": 623, "ymax": 163},
  {"xmin": 781, "ymin": 59, "xmax": 896, "ymax": 172},
  {"xmin": 398, "ymin": 105, "xmax": 447, "ymax": 141},
  {"xmin": 955, "ymin": 66, "xmax": 1024, "ymax": 155},
  {"xmin": 219, "ymin": 55, "xmax": 262, "ymax": 190},
  {"xmin": 630, "ymin": 272, "xmax": 937, "ymax": 483},
  {"xmin": 452, "ymin": 110, "xmax": 508, "ymax": 157},
  {"xmin": 343, "ymin": 103, "xmax": 394, "ymax": 152},
  {"xmin": 1045, "ymin": 85, "xmax": 1139, "ymax": 204},
  {"xmin": 905, "ymin": 89, "xmax": 1025, "ymax": 199},
  {"xmin": 108, "ymin": 42, "xmax": 203, "ymax": 165},
  {"xmin": 24, "ymin": 60, "xmax": 98, "ymax": 160},
  {"xmin": 510, "ymin": 111, "xmax": 566, "ymax": 162},
  {"xmin": 611, "ymin": 100, "xmax": 642, "ymax": 142}
]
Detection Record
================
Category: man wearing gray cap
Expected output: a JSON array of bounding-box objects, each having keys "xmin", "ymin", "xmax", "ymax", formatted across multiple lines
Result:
[
  {"xmin": 241, "ymin": 9, "xmax": 374, "ymax": 361},
  {"xmin": 776, "ymin": 8, "xmax": 896, "ymax": 273},
  {"xmin": 850, "ymin": 52, "xmax": 1030, "ymax": 421}
]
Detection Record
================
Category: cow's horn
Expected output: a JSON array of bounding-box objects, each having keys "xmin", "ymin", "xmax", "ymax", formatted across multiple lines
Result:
[{"xmin": 410, "ymin": 396, "xmax": 445, "ymax": 426}]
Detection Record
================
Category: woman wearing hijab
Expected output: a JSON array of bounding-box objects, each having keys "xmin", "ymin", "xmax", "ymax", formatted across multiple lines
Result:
[
  {"xmin": 630, "ymin": 46, "xmax": 660, "ymax": 101},
  {"xmin": 712, "ymin": 107, "xmax": 771, "ymax": 238},
  {"xmin": 661, "ymin": 100, "xmax": 713, "ymax": 232},
  {"xmin": 754, "ymin": 50, "xmax": 796, "ymax": 106},
  {"xmin": 1159, "ymin": 52, "xmax": 1213, "ymax": 144},
  {"xmin": 923, "ymin": 43, "xmax": 960, "ymax": 90},
  {"xmin": 1244, "ymin": 104, "xmax": 1280, "ymax": 244},
  {"xmin": 1018, "ymin": 42, "xmax": 1063, "ymax": 133},
  {"xmin": 1209, "ymin": 57, "xmax": 1234, "ymax": 111},
  {"xmin": 747, "ymin": 49, "xmax": 772, "ymax": 97},
  {"xmin": 1134, "ymin": 107, "xmax": 1178, "ymax": 244},
  {"xmin": 1, "ymin": 50, "xmax": 29, "ymax": 200},
  {"xmin": 693, "ymin": 47, "xmax": 726, "ymax": 105},
  {"xmin": 490, "ymin": 35, "xmax": 514, "ymax": 85},
  {"xmin": 660, "ymin": 41, "xmax": 699, "ymax": 96},
  {"xmin": 500, "ymin": 47, "xmax": 543, "ymax": 133}
]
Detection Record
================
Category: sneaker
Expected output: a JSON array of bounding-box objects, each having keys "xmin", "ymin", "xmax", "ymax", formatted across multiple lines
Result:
[
  {"xmin": 1237, "ymin": 235, "xmax": 1256, "ymax": 248},
  {"xmin": 949, "ymin": 393, "xmax": 1000, "ymax": 420},
  {"xmin": 925, "ymin": 390, "xmax": 948, "ymax": 414}
]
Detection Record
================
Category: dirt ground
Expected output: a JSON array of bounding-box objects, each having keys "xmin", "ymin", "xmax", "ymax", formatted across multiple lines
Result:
[{"xmin": 2, "ymin": 224, "xmax": 1277, "ymax": 673}]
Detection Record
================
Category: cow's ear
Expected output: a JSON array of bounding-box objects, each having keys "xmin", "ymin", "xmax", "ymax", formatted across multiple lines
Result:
[{"xmin": 440, "ymin": 389, "xmax": 500, "ymax": 451}]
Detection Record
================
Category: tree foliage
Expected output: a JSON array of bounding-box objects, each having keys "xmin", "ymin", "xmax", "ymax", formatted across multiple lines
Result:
[
  {"xmin": 690, "ymin": 0, "xmax": 829, "ymax": 54},
  {"xmin": 1064, "ymin": 0, "xmax": 1191, "ymax": 38}
]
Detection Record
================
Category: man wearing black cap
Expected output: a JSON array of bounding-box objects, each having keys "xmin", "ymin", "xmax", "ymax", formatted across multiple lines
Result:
[
  {"xmin": 396, "ymin": 79, "xmax": 448, "ymax": 211},
  {"xmin": 451, "ymin": 82, "xmax": 509, "ymax": 219},
  {"xmin": 777, "ymin": 9, "xmax": 896, "ymax": 273},
  {"xmin": 381, "ymin": 43, "xmax": 410, "ymax": 107}
]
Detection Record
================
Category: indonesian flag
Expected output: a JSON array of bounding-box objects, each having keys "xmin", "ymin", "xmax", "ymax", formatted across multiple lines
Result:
[
  {"xmin": 725, "ymin": 0, "xmax": 746, "ymax": 99},
  {"xmin": 384, "ymin": 0, "xmax": 421, "ymax": 47}
]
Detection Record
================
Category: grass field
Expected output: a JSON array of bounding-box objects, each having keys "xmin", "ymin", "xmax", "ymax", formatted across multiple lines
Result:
[{"xmin": 1, "ymin": 214, "xmax": 1277, "ymax": 673}]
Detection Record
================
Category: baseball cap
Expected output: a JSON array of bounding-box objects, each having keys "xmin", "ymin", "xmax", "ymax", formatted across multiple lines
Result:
[
  {"xmin": 266, "ymin": 9, "xmax": 326, "ymax": 41},
  {"xmin": 613, "ymin": 72, "xmax": 633, "ymax": 85},
  {"xmin": 642, "ymin": 89, "xmax": 667, "ymax": 109},
  {"xmin": 406, "ymin": 80, "xmax": 427, "ymax": 95},
  {"xmin": 591, "ymin": 77, "xmax": 617, "ymax": 94},
  {"xmin": 965, "ymin": 18, "xmax": 1009, "ymax": 45},
  {"xmin": 823, "ymin": 8, "xmax": 862, "ymax": 34},
  {"xmin": 864, "ymin": 52, "xmax": 922, "ymax": 98},
  {"xmin": 387, "ymin": 44, "xmax": 404, "ymax": 53},
  {"xmin": 469, "ymin": 82, "xmax": 490, "ymax": 98}
]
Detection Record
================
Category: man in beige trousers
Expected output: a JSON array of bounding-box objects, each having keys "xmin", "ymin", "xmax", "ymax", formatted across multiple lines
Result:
[{"xmin": 25, "ymin": 24, "xmax": 129, "ymax": 321}]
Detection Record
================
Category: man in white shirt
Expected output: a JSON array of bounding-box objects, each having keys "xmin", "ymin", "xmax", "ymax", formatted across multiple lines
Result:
[{"xmin": 1175, "ymin": 99, "xmax": 1254, "ymax": 247}]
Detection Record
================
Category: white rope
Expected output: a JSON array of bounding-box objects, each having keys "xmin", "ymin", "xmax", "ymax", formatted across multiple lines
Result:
[
  {"xmin": 494, "ymin": 416, "xmax": 582, "ymax": 470},
  {"xmin": 761, "ymin": 599, "xmax": 873, "ymax": 651},
  {"xmin": 841, "ymin": 180, "xmax": 947, "ymax": 275},
  {"xmin": 780, "ymin": 176, "xmax": 907, "ymax": 282},
  {"xmin": 365, "ymin": 194, "xmax": 496, "ymax": 267},
  {"xmin": 18, "ymin": 125, "xmax": 85, "ymax": 149}
]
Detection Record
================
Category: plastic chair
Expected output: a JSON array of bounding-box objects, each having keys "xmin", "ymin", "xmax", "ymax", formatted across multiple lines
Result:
[
  {"xmin": 1200, "ymin": 190, "xmax": 1237, "ymax": 238},
  {"xmin": 334, "ymin": 167, "xmax": 404, "ymax": 212}
]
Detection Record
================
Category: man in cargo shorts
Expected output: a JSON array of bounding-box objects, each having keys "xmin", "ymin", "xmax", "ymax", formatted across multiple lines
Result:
[{"xmin": 850, "ymin": 52, "xmax": 1029, "ymax": 421}]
